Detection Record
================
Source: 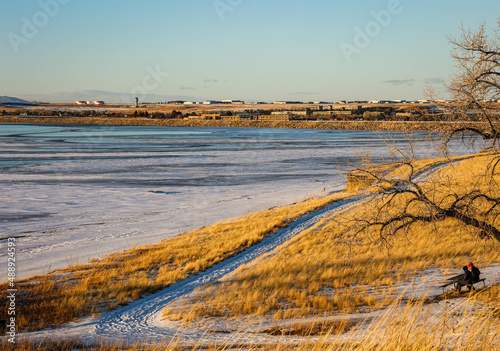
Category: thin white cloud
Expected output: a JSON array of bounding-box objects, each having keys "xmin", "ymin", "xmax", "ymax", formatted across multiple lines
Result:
[
  {"xmin": 424, "ymin": 77, "xmax": 444, "ymax": 85},
  {"xmin": 383, "ymin": 79, "xmax": 415, "ymax": 86}
]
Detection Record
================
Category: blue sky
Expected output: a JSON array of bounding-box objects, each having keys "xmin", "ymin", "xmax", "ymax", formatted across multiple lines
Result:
[{"xmin": 1, "ymin": 0, "xmax": 500, "ymax": 102}]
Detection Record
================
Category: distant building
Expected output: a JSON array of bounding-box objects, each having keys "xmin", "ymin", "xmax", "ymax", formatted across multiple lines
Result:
[
  {"xmin": 332, "ymin": 110, "xmax": 355, "ymax": 115},
  {"xmin": 75, "ymin": 101, "xmax": 87, "ymax": 105},
  {"xmin": 273, "ymin": 101, "xmax": 302, "ymax": 105},
  {"xmin": 368, "ymin": 100, "xmax": 407, "ymax": 104},
  {"xmin": 93, "ymin": 101, "xmax": 105, "ymax": 105},
  {"xmin": 329, "ymin": 106, "xmax": 363, "ymax": 116},
  {"xmin": 200, "ymin": 113, "xmax": 221, "ymax": 120},
  {"xmin": 222, "ymin": 100, "xmax": 245, "ymax": 104},
  {"xmin": 271, "ymin": 110, "xmax": 312, "ymax": 117},
  {"xmin": 236, "ymin": 113, "xmax": 254, "ymax": 120},
  {"xmin": 221, "ymin": 115, "xmax": 239, "ymax": 120},
  {"xmin": 258, "ymin": 115, "xmax": 290, "ymax": 121},
  {"xmin": 346, "ymin": 105, "xmax": 363, "ymax": 111},
  {"xmin": 310, "ymin": 105, "xmax": 324, "ymax": 111},
  {"xmin": 203, "ymin": 101, "xmax": 221, "ymax": 105}
]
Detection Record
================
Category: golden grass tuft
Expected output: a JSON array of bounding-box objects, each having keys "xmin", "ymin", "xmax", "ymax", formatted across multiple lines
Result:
[{"xmin": 260, "ymin": 319, "xmax": 358, "ymax": 336}]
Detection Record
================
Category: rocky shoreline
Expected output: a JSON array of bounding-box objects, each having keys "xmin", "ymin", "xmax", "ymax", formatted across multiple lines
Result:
[{"xmin": 0, "ymin": 116, "xmax": 492, "ymax": 132}]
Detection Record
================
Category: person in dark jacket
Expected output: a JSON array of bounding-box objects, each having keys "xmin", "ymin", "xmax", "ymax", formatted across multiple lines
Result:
[
  {"xmin": 455, "ymin": 265, "xmax": 473, "ymax": 293},
  {"xmin": 469, "ymin": 262, "xmax": 481, "ymax": 283}
]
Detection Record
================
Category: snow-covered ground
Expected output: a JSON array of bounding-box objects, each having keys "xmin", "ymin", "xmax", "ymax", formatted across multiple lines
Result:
[
  {"xmin": 1, "ymin": 124, "xmax": 455, "ymax": 280},
  {"xmin": 1, "ymin": 124, "xmax": 494, "ymax": 347}
]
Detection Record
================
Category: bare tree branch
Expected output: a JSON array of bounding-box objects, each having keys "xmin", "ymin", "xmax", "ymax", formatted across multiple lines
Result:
[{"xmin": 345, "ymin": 20, "xmax": 500, "ymax": 248}]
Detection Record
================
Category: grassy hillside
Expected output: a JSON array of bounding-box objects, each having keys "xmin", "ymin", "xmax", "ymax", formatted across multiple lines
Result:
[{"xmin": 162, "ymin": 154, "xmax": 500, "ymax": 323}]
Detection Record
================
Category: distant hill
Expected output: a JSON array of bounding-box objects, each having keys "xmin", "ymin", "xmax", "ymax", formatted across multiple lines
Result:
[{"xmin": 0, "ymin": 96, "xmax": 30, "ymax": 104}]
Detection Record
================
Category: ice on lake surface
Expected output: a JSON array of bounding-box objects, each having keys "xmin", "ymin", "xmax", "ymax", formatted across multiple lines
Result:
[{"xmin": 0, "ymin": 124, "xmax": 472, "ymax": 280}]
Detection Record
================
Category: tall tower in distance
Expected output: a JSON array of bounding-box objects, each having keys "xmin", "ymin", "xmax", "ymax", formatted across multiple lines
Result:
[{"xmin": 135, "ymin": 97, "xmax": 139, "ymax": 108}]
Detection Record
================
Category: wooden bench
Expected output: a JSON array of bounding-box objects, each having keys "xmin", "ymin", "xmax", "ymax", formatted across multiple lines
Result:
[
  {"xmin": 439, "ymin": 281, "xmax": 455, "ymax": 294},
  {"xmin": 466, "ymin": 278, "xmax": 486, "ymax": 291},
  {"xmin": 439, "ymin": 276, "xmax": 486, "ymax": 294}
]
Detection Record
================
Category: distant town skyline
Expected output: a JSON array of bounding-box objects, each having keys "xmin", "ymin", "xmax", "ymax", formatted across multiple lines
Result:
[
  {"xmin": 0, "ymin": 89, "xmax": 459, "ymax": 105},
  {"xmin": 2, "ymin": 0, "xmax": 500, "ymax": 102}
]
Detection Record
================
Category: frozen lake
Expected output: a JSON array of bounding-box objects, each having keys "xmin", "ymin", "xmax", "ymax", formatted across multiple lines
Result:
[{"xmin": 0, "ymin": 123, "xmax": 466, "ymax": 280}]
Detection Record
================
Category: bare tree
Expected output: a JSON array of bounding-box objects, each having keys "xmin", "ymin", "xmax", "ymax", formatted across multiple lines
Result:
[
  {"xmin": 439, "ymin": 21, "xmax": 500, "ymax": 150},
  {"xmin": 337, "ymin": 20, "xmax": 500, "ymax": 250},
  {"xmin": 349, "ymin": 19, "xmax": 500, "ymax": 244},
  {"xmin": 348, "ymin": 151, "xmax": 500, "ymax": 245}
]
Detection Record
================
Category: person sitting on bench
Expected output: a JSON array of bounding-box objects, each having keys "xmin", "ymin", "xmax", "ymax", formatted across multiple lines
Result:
[
  {"xmin": 456, "ymin": 265, "xmax": 473, "ymax": 293},
  {"xmin": 469, "ymin": 262, "xmax": 481, "ymax": 283}
]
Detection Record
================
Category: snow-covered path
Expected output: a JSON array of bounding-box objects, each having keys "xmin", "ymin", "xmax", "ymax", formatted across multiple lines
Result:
[{"xmin": 25, "ymin": 195, "xmax": 361, "ymax": 345}]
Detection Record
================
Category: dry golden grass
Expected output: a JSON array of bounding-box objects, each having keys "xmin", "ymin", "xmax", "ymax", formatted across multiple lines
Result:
[
  {"xmin": 346, "ymin": 153, "xmax": 476, "ymax": 192},
  {"xmin": 163, "ymin": 153, "xmax": 500, "ymax": 322},
  {"xmin": 336, "ymin": 294, "xmax": 500, "ymax": 351},
  {"xmin": 472, "ymin": 284, "xmax": 500, "ymax": 315},
  {"xmin": 5, "ymin": 295, "xmax": 500, "ymax": 350},
  {"xmin": 259, "ymin": 319, "xmax": 358, "ymax": 336},
  {"xmin": 0, "ymin": 194, "xmax": 341, "ymax": 332}
]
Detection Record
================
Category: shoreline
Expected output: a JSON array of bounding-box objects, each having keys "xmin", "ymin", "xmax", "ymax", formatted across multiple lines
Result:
[{"xmin": 0, "ymin": 116, "xmax": 492, "ymax": 132}]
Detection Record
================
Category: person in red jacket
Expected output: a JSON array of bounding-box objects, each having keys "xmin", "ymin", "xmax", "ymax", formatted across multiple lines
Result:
[{"xmin": 469, "ymin": 262, "xmax": 481, "ymax": 283}]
